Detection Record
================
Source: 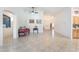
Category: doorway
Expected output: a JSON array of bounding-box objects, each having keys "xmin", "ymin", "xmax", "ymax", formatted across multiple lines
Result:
[
  {"xmin": 3, "ymin": 14, "xmax": 13, "ymax": 45},
  {"xmin": 50, "ymin": 23, "xmax": 52, "ymax": 30},
  {"xmin": 3, "ymin": 10, "xmax": 14, "ymax": 46},
  {"xmin": 3, "ymin": 14, "xmax": 12, "ymax": 39}
]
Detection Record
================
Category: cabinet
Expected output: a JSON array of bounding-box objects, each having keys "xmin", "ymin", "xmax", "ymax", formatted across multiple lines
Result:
[
  {"xmin": 73, "ymin": 29, "xmax": 79, "ymax": 39},
  {"xmin": 73, "ymin": 16, "xmax": 79, "ymax": 24},
  {"xmin": 73, "ymin": 16, "xmax": 79, "ymax": 39}
]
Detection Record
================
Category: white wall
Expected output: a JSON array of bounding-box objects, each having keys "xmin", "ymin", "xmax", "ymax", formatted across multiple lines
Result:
[
  {"xmin": 4, "ymin": 7, "xmax": 44, "ymax": 34},
  {"xmin": 0, "ymin": 8, "xmax": 4, "ymax": 46},
  {"xmin": 55, "ymin": 8, "xmax": 71, "ymax": 38},
  {"xmin": 26, "ymin": 11, "xmax": 43, "ymax": 33}
]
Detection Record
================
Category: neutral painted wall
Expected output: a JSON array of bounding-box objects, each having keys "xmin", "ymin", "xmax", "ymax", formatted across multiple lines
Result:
[
  {"xmin": 55, "ymin": 8, "xmax": 71, "ymax": 38},
  {"xmin": 26, "ymin": 10, "xmax": 43, "ymax": 33},
  {"xmin": 0, "ymin": 8, "xmax": 4, "ymax": 46},
  {"xmin": 3, "ymin": 7, "xmax": 44, "ymax": 34}
]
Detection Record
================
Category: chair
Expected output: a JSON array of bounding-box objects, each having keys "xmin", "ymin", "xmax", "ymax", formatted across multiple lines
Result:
[
  {"xmin": 18, "ymin": 27, "xmax": 30, "ymax": 37},
  {"xmin": 33, "ymin": 26, "xmax": 38, "ymax": 34}
]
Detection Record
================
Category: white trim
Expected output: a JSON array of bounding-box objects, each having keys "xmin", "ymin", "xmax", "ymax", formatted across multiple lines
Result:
[{"xmin": 71, "ymin": 7, "xmax": 73, "ymax": 40}]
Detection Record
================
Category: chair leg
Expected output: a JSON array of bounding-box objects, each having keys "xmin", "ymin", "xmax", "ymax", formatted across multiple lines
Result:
[
  {"xmin": 33, "ymin": 30, "xmax": 34, "ymax": 34},
  {"xmin": 37, "ymin": 29, "xmax": 38, "ymax": 34},
  {"xmin": 28, "ymin": 31, "xmax": 30, "ymax": 34},
  {"xmin": 37, "ymin": 30, "xmax": 38, "ymax": 34},
  {"xmin": 33, "ymin": 30, "xmax": 38, "ymax": 34}
]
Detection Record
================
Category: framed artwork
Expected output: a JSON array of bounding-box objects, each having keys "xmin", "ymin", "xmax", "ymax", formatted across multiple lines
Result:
[
  {"xmin": 29, "ymin": 19, "xmax": 34, "ymax": 23},
  {"xmin": 36, "ymin": 20, "xmax": 42, "ymax": 24}
]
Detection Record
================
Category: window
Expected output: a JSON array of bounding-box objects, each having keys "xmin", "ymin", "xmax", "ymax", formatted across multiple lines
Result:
[{"xmin": 3, "ymin": 14, "xmax": 11, "ymax": 28}]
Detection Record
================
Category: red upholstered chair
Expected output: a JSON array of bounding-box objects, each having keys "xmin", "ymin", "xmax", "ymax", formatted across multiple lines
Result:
[
  {"xmin": 25, "ymin": 28, "xmax": 30, "ymax": 34},
  {"xmin": 18, "ymin": 27, "xmax": 30, "ymax": 37}
]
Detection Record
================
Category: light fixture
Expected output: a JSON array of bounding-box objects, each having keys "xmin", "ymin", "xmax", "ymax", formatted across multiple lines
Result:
[{"xmin": 31, "ymin": 7, "xmax": 38, "ymax": 14}]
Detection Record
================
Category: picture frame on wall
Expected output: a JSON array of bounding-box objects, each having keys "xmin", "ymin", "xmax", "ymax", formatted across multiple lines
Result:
[
  {"xmin": 36, "ymin": 20, "xmax": 41, "ymax": 24},
  {"xmin": 29, "ymin": 19, "xmax": 34, "ymax": 23}
]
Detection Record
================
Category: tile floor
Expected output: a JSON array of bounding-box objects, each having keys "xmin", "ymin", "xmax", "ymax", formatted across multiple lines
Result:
[{"xmin": 0, "ymin": 30, "xmax": 79, "ymax": 52}]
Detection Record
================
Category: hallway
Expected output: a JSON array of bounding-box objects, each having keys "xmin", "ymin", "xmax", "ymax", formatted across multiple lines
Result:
[
  {"xmin": 0, "ymin": 7, "xmax": 72, "ymax": 52},
  {"xmin": 0, "ymin": 31, "xmax": 78, "ymax": 52}
]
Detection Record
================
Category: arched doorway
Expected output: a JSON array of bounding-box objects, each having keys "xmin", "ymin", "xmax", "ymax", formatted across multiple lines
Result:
[
  {"xmin": 3, "ymin": 14, "xmax": 12, "ymax": 39},
  {"xmin": 3, "ymin": 10, "xmax": 18, "ymax": 46}
]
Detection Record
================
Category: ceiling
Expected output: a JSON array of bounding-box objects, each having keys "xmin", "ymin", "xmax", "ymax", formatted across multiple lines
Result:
[
  {"xmin": 38, "ymin": 7, "xmax": 66, "ymax": 15},
  {"xmin": 24, "ymin": 7, "xmax": 66, "ymax": 15},
  {"xmin": 4, "ymin": 7, "xmax": 68, "ymax": 16}
]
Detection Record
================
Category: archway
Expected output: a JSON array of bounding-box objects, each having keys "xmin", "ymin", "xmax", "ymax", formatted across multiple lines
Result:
[{"xmin": 3, "ymin": 10, "xmax": 18, "ymax": 46}]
